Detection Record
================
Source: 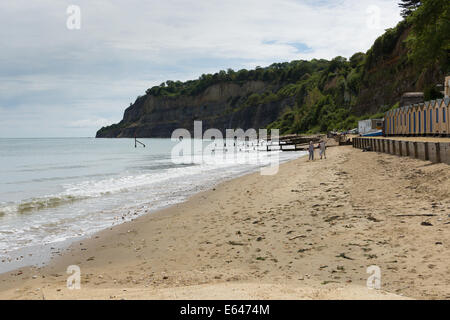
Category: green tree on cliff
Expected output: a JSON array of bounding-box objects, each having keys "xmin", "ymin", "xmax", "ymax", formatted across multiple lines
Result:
[{"xmin": 405, "ymin": 0, "xmax": 450, "ymax": 72}]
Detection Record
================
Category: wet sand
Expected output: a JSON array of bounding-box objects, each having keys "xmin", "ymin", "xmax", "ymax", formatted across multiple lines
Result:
[{"xmin": 0, "ymin": 146, "xmax": 449, "ymax": 299}]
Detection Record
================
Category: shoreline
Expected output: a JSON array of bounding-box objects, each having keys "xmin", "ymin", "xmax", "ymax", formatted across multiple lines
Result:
[
  {"xmin": 1, "ymin": 146, "xmax": 449, "ymax": 299},
  {"xmin": 0, "ymin": 150, "xmax": 307, "ymax": 275}
]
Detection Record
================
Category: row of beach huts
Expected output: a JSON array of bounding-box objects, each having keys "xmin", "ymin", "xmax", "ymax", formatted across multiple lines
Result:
[
  {"xmin": 354, "ymin": 77, "xmax": 450, "ymax": 165},
  {"xmin": 358, "ymin": 76, "xmax": 450, "ymax": 137},
  {"xmin": 385, "ymin": 97, "xmax": 450, "ymax": 136}
]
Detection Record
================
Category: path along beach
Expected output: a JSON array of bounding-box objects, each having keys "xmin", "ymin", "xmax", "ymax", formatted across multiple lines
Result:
[{"xmin": 0, "ymin": 146, "xmax": 449, "ymax": 299}]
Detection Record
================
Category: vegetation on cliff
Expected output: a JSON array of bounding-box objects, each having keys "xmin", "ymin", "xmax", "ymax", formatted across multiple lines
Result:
[
  {"xmin": 404, "ymin": 0, "xmax": 449, "ymax": 72},
  {"xmin": 97, "ymin": 0, "xmax": 449, "ymax": 138}
]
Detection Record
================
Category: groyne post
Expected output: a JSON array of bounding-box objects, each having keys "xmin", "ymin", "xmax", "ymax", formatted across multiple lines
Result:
[
  {"xmin": 436, "ymin": 142, "xmax": 441, "ymax": 162},
  {"xmin": 416, "ymin": 142, "xmax": 419, "ymax": 158}
]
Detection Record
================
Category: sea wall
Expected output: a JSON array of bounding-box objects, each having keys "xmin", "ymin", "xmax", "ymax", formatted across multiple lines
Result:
[{"xmin": 353, "ymin": 137, "xmax": 450, "ymax": 165}]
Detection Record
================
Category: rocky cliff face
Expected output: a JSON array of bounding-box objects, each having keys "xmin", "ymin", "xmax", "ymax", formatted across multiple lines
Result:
[
  {"xmin": 355, "ymin": 23, "xmax": 444, "ymax": 116},
  {"xmin": 97, "ymin": 81, "xmax": 295, "ymax": 138}
]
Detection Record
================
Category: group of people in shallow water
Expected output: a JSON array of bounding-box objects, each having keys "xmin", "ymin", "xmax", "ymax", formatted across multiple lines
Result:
[{"xmin": 308, "ymin": 140, "xmax": 326, "ymax": 161}]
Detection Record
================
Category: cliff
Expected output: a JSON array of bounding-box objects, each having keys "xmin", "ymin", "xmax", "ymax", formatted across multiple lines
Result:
[
  {"xmin": 355, "ymin": 22, "xmax": 443, "ymax": 116},
  {"xmin": 97, "ymin": 81, "xmax": 293, "ymax": 138}
]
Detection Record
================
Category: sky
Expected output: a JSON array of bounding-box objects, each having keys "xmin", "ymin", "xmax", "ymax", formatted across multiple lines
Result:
[{"xmin": 0, "ymin": 0, "xmax": 402, "ymax": 137}]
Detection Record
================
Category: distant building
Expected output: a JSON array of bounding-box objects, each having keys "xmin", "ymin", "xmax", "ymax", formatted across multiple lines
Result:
[
  {"xmin": 358, "ymin": 119, "xmax": 384, "ymax": 136},
  {"xmin": 400, "ymin": 92, "xmax": 424, "ymax": 108}
]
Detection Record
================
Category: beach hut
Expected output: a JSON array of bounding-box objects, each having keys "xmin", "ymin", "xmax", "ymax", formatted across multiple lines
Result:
[
  {"xmin": 429, "ymin": 100, "xmax": 438, "ymax": 135},
  {"xmin": 392, "ymin": 109, "xmax": 398, "ymax": 135},
  {"xmin": 428, "ymin": 101, "xmax": 437, "ymax": 136},
  {"xmin": 398, "ymin": 107, "xmax": 404, "ymax": 135},
  {"xmin": 419, "ymin": 103, "xmax": 427, "ymax": 135},
  {"xmin": 423, "ymin": 102, "xmax": 430, "ymax": 135},
  {"xmin": 401, "ymin": 106, "xmax": 408, "ymax": 135},
  {"xmin": 398, "ymin": 107, "xmax": 405, "ymax": 135},
  {"xmin": 394, "ymin": 108, "xmax": 400, "ymax": 135},
  {"xmin": 385, "ymin": 110, "xmax": 392, "ymax": 136},
  {"xmin": 434, "ymin": 99, "xmax": 444, "ymax": 135},
  {"xmin": 430, "ymin": 100, "xmax": 437, "ymax": 136},
  {"xmin": 411, "ymin": 104, "xmax": 418, "ymax": 135},
  {"xmin": 406, "ymin": 105, "xmax": 413, "ymax": 135},
  {"xmin": 416, "ymin": 103, "xmax": 422, "ymax": 135},
  {"xmin": 405, "ymin": 106, "xmax": 410, "ymax": 135},
  {"xmin": 425, "ymin": 101, "xmax": 434, "ymax": 136},
  {"xmin": 427, "ymin": 100, "xmax": 434, "ymax": 135},
  {"xmin": 388, "ymin": 110, "xmax": 394, "ymax": 136},
  {"xmin": 420, "ymin": 103, "xmax": 428, "ymax": 135},
  {"xmin": 436, "ymin": 98, "xmax": 448, "ymax": 136},
  {"xmin": 444, "ymin": 98, "xmax": 450, "ymax": 136},
  {"xmin": 425, "ymin": 102, "xmax": 430, "ymax": 135},
  {"xmin": 389, "ymin": 110, "xmax": 395, "ymax": 136}
]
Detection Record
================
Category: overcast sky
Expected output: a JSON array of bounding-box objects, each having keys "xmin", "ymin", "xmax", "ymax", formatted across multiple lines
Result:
[{"xmin": 0, "ymin": 0, "xmax": 402, "ymax": 137}]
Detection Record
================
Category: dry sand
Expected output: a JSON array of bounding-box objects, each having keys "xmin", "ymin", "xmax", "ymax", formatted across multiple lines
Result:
[{"xmin": 0, "ymin": 146, "xmax": 449, "ymax": 300}]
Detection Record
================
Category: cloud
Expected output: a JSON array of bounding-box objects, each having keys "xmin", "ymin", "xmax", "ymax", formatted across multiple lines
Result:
[
  {"xmin": 0, "ymin": 0, "xmax": 402, "ymax": 137},
  {"xmin": 68, "ymin": 118, "xmax": 115, "ymax": 129}
]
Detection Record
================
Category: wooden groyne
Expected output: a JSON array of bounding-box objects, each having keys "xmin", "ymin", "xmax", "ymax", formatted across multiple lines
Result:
[
  {"xmin": 279, "ymin": 134, "xmax": 324, "ymax": 145},
  {"xmin": 265, "ymin": 134, "xmax": 326, "ymax": 152},
  {"xmin": 266, "ymin": 143, "xmax": 307, "ymax": 152},
  {"xmin": 353, "ymin": 137, "xmax": 450, "ymax": 164}
]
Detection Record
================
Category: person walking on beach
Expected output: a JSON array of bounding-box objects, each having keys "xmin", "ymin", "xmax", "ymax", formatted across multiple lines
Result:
[
  {"xmin": 308, "ymin": 141, "xmax": 314, "ymax": 161},
  {"xmin": 319, "ymin": 140, "xmax": 327, "ymax": 159}
]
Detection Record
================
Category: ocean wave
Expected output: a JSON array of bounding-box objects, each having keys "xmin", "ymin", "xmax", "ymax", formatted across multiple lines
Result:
[
  {"xmin": 130, "ymin": 163, "xmax": 194, "ymax": 171},
  {"xmin": 0, "ymin": 168, "xmax": 183, "ymax": 216},
  {"xmin": 16, "ymin": 164, "xmax": 90, "ymax": 173},
  {"xmin": 5, "ymin": 172, "xmax": 116, "ymax": 185},
  {"xmin": 0, "ymin": 195, "xmax": 88, "ymax": 216}
]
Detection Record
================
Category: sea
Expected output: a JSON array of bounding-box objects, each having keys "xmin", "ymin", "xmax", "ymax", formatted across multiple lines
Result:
[{"xmin": 0, "ymin": 138, "xmax": 306, "ymax": 272}]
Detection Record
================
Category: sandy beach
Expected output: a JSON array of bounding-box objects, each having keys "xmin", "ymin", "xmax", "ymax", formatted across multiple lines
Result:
[{"xmin": 1, "ymin": 146, "xmax": 449, "ymax": 300}]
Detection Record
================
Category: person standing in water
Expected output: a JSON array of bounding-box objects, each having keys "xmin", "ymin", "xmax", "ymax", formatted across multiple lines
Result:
[
  {"xmin": 308, "ymin": 141, "xmax": 314, "ymax": 161},
  {"xmin": 319, "ymin": 140, "xmax": 327, "ymax": 159}
]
